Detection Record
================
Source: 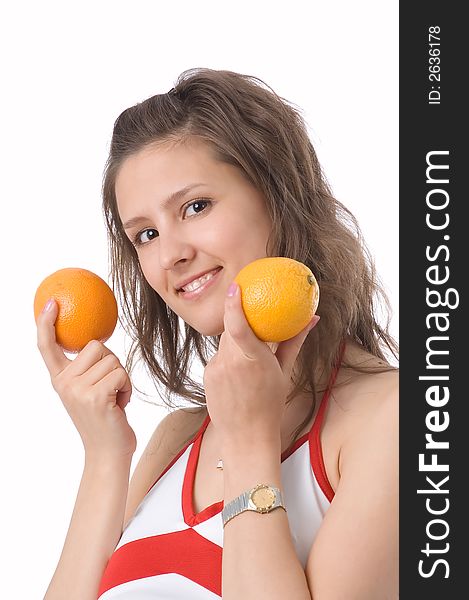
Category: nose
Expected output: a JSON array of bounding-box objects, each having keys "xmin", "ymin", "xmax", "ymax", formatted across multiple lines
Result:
[{"xmin": 158, "ymin": 230, "xmax": 195, "ymax": 270}]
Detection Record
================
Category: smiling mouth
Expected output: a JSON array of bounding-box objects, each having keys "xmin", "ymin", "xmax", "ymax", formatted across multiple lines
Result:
[{"xmin": 177, "ymin": 267, "xmax": 223, "ymax": 293}]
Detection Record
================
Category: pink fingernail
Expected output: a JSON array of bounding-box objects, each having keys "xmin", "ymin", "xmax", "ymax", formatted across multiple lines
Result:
[
  {"xmin": 42, "ymin": 298, "xmax": 55, "ymax": 313},
  {"xmin": 227, "ymin": 282, "xmax": 238, "ymax": 297}
]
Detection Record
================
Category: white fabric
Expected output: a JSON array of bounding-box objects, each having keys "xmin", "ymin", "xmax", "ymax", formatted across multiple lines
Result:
[{"xmin": 98, "ymin": 433, "xmax": 331, "ymax": 598}]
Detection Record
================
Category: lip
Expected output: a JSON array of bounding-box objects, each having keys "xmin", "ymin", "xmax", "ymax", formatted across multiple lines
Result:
[
  {"xmin": 177, "ymin": 267, "xmax": 223, "ymax": 300},
  {"xmin": 174, "ymin": 267, "xmax": 221, "ymax": 292},
  {"xmin": 175, "ymin": 267, "xmax": 223, "ymax": 291}
]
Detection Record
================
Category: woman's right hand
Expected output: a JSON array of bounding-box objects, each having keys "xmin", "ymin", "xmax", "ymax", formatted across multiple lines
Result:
[{"xmin": 36, "ymin": 298, "xmax": 137, "ymax": 461}]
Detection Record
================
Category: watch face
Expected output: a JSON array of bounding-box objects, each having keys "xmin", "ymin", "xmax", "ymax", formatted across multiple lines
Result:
[{"xmin": 251, "ymin": 485, "xmax": 276, "ymax": 512}]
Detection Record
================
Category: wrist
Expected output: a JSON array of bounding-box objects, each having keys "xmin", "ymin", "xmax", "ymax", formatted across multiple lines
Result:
[
  {"xmin": 221, "ymin": 442, "xmax": 282, "ymax": 501},
  {"xmin": 221, "ymin": 434, "xmax": 282, "ymax": 464},
  {"xmin": 84, "ymin": 452, "xmax": 133, "ymax": 475},
  {"xmin": 222, "ymin": 483, "xmax": 286, "ymax": 528}
]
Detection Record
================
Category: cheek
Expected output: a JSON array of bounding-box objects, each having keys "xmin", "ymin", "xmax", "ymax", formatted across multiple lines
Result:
[
  {"xmin": 234, "ymin": 215, "xmax": 272, "ymax": 254},
  {"xmin": 211, "ymin": 214, "xmax": 253, "ymax": 247},
  {"xmin": 199, "ymin": 219, "xmax": 231, "ymax": 247},
  {"xmin": 138, "ymin": 255, "xmax": 164, "ymax": 293}
]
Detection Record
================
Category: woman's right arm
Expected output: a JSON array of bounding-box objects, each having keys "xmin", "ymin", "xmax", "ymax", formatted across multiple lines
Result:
[
  {"xmin": 43, "ymin": 454, "xmax": 132, "ymax": 600},
  {"xmin": 36, "ymin": 299, "xmax": 136, "ymax": 600}
]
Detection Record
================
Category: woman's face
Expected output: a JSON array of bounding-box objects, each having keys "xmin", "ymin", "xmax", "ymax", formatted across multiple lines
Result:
[{"xmin": 115, "ymin": 138, "xmax": 273, "ymax": 336}]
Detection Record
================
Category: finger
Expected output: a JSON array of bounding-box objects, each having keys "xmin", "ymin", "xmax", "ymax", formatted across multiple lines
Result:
[
  {"xmin": 217, "ymin": 331, "xmax": 228, "ymax": 354},
  {"xmin": 275, "ymin": 315, "xmax": 320, "ymax": 376},
  {"xmin": 224, "ymin": 282, "xmax": 265, "ymax": 359},
  {"xmin": 97, "ymin": 367, "xmax": 132, "ymax": 410},
  {"xmin": 265, "ymin": 341, "xmax": 279, "ymax": 354},
  {"xmin": 36, "ymin": 298, "xmax": 70, "ymax": 377},
  {"xmin": 68, "ymin": 340, "xmax": 114, "ymax": 377},
  {"xmin": 80, "ymin": 352, "xmax": 123, "ymax": 386},
  {"xmin": 116, "ymin": 384, "xmax": 132, "ymax": 411}
]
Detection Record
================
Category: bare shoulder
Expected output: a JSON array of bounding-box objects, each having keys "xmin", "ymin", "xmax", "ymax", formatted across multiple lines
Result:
[
  {"xmin": 333, "ymin": 343, "xmax": 398, "ymax": 415},
  {"xmin": 144, "ymin": 405, "xmax": 208, "ymax": 457},
  {"xmin": 325, "ymin": 344, "xmax": 398, "ymax": 467},
  {"xmin": 335, "ymin": 367, "xmax": 398, "ymax": 416},
  {"xmin": 338, "ymin": 368, "xmax": 398, "ymax": 451},
  {"xmin": 123, "ymin": 405, "xmax": 207, "ymax": 528}
]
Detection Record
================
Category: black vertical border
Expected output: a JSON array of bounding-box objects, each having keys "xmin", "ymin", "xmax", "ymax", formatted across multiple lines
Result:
[{"xmin": 400, "ymin": 3, "xmax": 466, "ymax": 597}]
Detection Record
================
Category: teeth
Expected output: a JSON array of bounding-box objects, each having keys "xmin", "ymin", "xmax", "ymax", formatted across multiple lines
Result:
[{"xmin": 182, "ymin": 269, "xmax": 219, "ymax": 292}]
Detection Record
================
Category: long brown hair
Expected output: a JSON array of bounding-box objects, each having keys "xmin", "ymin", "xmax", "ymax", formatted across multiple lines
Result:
[{"xmin": 102, "ymin": 68, "xmax": 398, "ymax": 446}]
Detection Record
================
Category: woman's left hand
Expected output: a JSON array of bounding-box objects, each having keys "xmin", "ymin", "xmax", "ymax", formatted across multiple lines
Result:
[{"xmin": 203, "ymin": 282, "xmax": 319, "ymax": 449}]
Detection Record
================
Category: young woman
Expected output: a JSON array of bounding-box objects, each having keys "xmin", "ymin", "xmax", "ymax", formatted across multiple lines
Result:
[{"xmin": 38, "ymin": 68, "xmax": 398, "ymax": 599}]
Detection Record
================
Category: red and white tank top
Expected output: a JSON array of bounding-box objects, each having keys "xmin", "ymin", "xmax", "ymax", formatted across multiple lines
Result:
[{"xmin": 98, "ymin": 376, "xmax": 338, "ymax": 598}]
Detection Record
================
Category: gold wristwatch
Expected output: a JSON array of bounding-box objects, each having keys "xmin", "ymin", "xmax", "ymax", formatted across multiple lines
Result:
[{"xmin": 222, "ymin": 483, "xmax": 286, "ymax": 527}]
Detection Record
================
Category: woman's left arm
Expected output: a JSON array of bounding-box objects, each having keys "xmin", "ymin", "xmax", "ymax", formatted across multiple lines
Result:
[
  {"xmin": 204, "ymin": 283, "xmax": 319, "ymax": 600},
  {"xmin": 221, "ymin": 441, "xmax": 312, "ymax": 599},
  {"xmin": 305, "ymin": 382, "xmax": 399, "ymax": 599}
]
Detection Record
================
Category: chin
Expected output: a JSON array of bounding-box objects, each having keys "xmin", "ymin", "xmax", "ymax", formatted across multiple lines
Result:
[
  {"xmin": 186, "ymin": 319, "xmax": 224, "ymax": 338},
  {"xmin": 199, "ymin": 325, "xmax": 224, "ymax": 338}
]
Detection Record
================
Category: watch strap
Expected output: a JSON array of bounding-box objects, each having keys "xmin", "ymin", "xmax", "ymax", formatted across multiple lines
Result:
[{"xmin": 222, "ymin": 484, "xmax": 286, "ymax": 527}]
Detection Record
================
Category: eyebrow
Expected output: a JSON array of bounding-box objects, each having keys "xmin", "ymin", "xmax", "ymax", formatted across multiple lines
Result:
[{"xmin": 122, "ymin": 183, "xmax": 207, "ymax": 230}]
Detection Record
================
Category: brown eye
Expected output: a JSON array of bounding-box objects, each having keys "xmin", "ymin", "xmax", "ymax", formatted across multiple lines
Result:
[
  {"xmin": 184, "ymin": 199, "xmax": 211, "ymax": 217},
  {"xmin": 135, "ymin": 228, "xmax": 158, "ymax": 245}
]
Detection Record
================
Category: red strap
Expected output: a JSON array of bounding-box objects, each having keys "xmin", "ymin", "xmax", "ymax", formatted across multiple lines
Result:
[{"xmin": 309, "ymin": 341, "xmax": 346, "ymax": 501}]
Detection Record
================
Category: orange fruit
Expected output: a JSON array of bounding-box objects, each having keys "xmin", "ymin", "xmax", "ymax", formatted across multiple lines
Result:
[
  {"xmin": 34, "ymin": 267, "xmax": 118, "ymax": 353},
  {"xmin": 234, "ymin": 257, "xmax": 319, "ymax": 342}
]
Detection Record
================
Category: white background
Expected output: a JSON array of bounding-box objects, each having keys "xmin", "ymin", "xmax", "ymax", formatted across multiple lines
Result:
[{"xmin": 0, "ymin": 1, "xmax": 398, "ymax": 596}]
